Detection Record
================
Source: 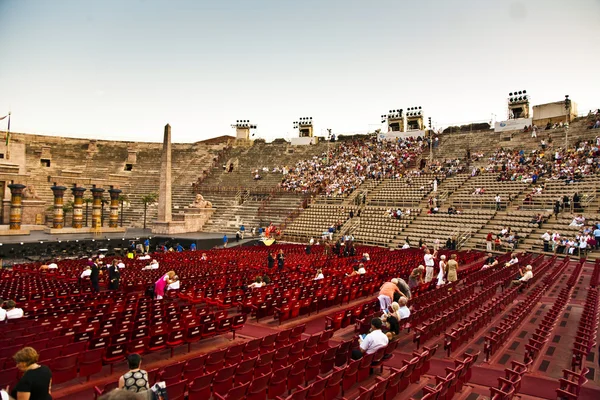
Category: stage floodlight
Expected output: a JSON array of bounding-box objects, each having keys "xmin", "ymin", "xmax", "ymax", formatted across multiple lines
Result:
[{"xmin": 523, "ymin": 90, "xmax": 526, "ymax": 94}]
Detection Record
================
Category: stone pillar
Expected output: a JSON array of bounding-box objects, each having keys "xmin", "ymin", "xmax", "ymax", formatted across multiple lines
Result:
[
  {"xmin": 50, "ymin": 184, "xmax": 67, "ymax": 229},
  {"xmin": 71, "ymin": 186, "xmax": 86, "ymax": 228},
  {"xmin": 7, "ymin": 183, "xmax": 26, "ymax": 230},
  {"xmin": 108, "ymin": 187, "xmax": 122, "ymax": 228},
  {"xmin": 157, "ymin": 124, "xmax": 172, "ymax": 223},
  {"xmin": 90, "ymin": 187, "xmax": 105, "ymax": 228}
]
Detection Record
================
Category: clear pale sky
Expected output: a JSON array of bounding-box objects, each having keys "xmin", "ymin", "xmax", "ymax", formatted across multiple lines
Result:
[{"xmin": 0, "ymin": 0, "xmax": 598, "ymax": 143}]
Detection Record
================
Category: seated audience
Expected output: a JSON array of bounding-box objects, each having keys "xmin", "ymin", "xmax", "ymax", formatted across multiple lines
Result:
[
  {"xmin": 5, "ymin": 300, "xmax": 24, "ymax": 320},
  {"xmin": 248, "ymin": 276, "xmax": 265, "ymax": 289},
  {"xmin": 352, "ymin": 318, "xmax": 389, "ymax": 360},
  {"xmin": 512, "ymin": 265, "xmax": 533, "ymax": 286},
  {"xmin": 0, "ymin": 298, "xmax": 5, "ymax": 322}
]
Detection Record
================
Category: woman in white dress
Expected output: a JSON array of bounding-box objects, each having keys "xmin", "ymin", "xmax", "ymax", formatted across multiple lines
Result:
[{"xmin": 437, "ymin": 255, "xmax": 447, "ymax": 286}]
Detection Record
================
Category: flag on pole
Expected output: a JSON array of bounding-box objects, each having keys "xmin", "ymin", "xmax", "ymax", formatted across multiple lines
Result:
[
  {"xmin": 5, "ymin": 112, "xmax": 11, "ymax": 146},
  {"xmin": 0, "ymin": 114, "xmax": 8, "ymax": 121}
]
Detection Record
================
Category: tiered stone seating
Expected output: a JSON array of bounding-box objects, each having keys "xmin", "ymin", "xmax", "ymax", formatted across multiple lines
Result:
[
  {"xmin": 465, "ymin": 210, "xmax": 551, "ymax": 251},
  {"xmin": 201, "ymin": 193, "xmax": 305, "ymax": 234},
  {"xmin": 369, "ymin": 176, "xmax": 438, "ymax": 207},
  {"xmin": 401, "ymin": 209, "xmax": 495, "ymax": 247},
  {"xmin": 448, "ymin": 175, "xmax": 530, "ymax": 210},
  {"xmin": 282, "ymin": 204, "xmax": 355, "ymax": 241},
  {"xmin": 519, "ymin": 177, "xmax": 599, "ymax": 211},
  {"xmin": 352, "ymin": 206, "xmax": 418, "ymax": 246},
  {"xmin": 199, "ymin": 141, "xmax": 331, "ymax": 190},
  {"xmin": 521, "ymin": 213, "xmax": 600, "ymax": 254}
]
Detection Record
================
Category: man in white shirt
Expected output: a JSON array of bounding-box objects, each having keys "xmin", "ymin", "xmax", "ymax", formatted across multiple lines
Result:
[
  {"xmin": 314, "ymin": 269, "xmax": 324, "ymax": 280},
  {"xmin": 402, "ymin": 242, "xmax": 410, "ymax": 249},
  {"xmin": 512, "ymin": 265, "xmax": 533, "ymax": 286},
  {"xmin": 0, "ymin": 298, "xmax": 6, "ymax": 322},
  {"xmin": 357, "ymin": 263, "xmax": 366, "ymax": 275},
  {"xmin": 423, "ymin": 249, "xmax": 437, "ymax": 283},
  {"xmin": 352, "ymin": 318, "xmax": 389, "ymax": 360},
  {"xmin": 5, "ymin": 300, "xmax": 24, "ymax": 319},
  {"xmin": 48, "ymin": 263, "xmax": 58, "ymax": 269},
  {"xmin": 541, "ymin": 231, "xmax": 551, "ymax": 252},
  {"xmin": 81, "ymin": 266, "xmax": 92, "ymax": 279},
  {"xmin": 505, "ymin": 254, "xmax": 519, "ymax": 267},
  {"xmin": 117, "ymin": 261, "xmax": 126, "ymax": 269}
]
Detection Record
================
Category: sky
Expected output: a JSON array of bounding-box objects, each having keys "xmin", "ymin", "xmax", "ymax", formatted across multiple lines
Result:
[{"xmin": 0, "ymin": 0, "xmax": 598, "ymax": 143}]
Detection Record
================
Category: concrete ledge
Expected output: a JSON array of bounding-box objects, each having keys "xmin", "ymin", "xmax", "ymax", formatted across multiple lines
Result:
[
  {"xmin": 152, "ymin": 221, "xmax": 187, "ymax": 234},
  {"xmin": 43, "ymin": 227, "xmax": 127, "ymax": 234},
  {"xmin": 0, "ymin": 226, "xmax": 31, "ymax": 236}
]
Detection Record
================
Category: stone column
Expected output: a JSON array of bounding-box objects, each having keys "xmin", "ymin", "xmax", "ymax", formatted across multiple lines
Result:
[
  {"xmin": 108, "ymin": 187, "xmax": 122, "ymax": 228},
  {"xmin": 7, "ymin": 183, "xmax": 26, "ymax": 230},
  {"xmin": 71, "ymin": 186, "xmax": 86, "ymax": 228},
  {"xmin": 50, "ymin": 184, "xmax": 67, "ymax": 229},
  {"xmin": 90, "ymin": 187, "xmax": 105, "ymax": 228},
  {"xmin": 157, "ymin": 124, "xmax": 172, "ymax": 223}
]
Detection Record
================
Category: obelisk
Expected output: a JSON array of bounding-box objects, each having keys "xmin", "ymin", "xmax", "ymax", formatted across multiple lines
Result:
[{"xmin": 157, "ymin": 124, "xmax": 172, "ymax": 223}]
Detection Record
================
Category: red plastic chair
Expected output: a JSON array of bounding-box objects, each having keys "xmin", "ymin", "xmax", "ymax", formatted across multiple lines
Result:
[
  {"xmin": 247, "ymin": 372, "xmax": 271, "ymax": 400},
  {"xmin": 342, "ymin": 359, "xmax": 360, "ymax": 395},
  {"xmin": 103, "ymin": 343, "xmax": 127, "ymax": 373},
  {"xmin": 93, "ymin": 381, "xmax": 118, "ymax": 400},
  {"xmin": 305, "ymin": 350, "xmax": 325, "ymax": 384},
  {"xmin": 255, "ymin": 350, "xmax": 276, "ymax": 377},
  {"xmin": 184, "ymin": 325, "xmax": 202, "ymax": 352},
  {"xmin": 305, "ymin": 375, "xmax": 328, "ymax": 400},
  {"xmin": 127, "ymin": 336, "xmax": 149, "ymax": 355},
  {"xmin": 244, "ymin": 338, "xmax": 261, "ymax": 360},
  {"xmin": 234, "ymin": 356, "xmax": 258, "ymax": 385},
  {"xmin": 166, "ymin": 379, "xmax": 188, "ymax": 400},
  {"xmin": 268, "ymin": 365, "xmax": 292, "ymax": 399},
  {"xmin": 277, "ymin": 385, "xmax": 310, "ymax": 400},
  {"xmin": 160, "ymin": 361, "xmax": 185, "ymax": 383},
  {"xmin": 212, "ymin": 364, "xmax": 237, "ymax": 397},
  {"xmin": 225, "ymin": 342, "xmax": 246, "ymax": 366},
  {"xmin": 166, "ymin": 328, "xmax": 186, "ymax": 357},
  {"xmin": 287, "ymin": 357, "xmax": 309, "ymax": 394},
  {"xmin": 289, "ymin": 324, "xmax": 306, "ymax": 342},
  {"xmin": 50, "ymin": 354, "xmax": 78, "ymax": 384},
  {"xmin": 147, "ymin": 333, "xmax": 167, "ymax": 352},
  {"xmin": 187, "ymin": 372, "xmax": 216, "ymax": 400},
  {"xmin": 214, "ymin": 381, "xmax": 250, "ymax": 400},
  {"xmin": 231, "ymin": 314, "xmax": 247, "ymax": 339},
  {"xmin": 205, "ymin": 348, "xmax": 227, "ymax": 374}
]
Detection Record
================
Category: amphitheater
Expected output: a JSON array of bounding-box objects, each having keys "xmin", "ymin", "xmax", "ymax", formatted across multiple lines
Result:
[{"xmin": 0, "ymin": 110, "xmax": 599, "ymax": 400}]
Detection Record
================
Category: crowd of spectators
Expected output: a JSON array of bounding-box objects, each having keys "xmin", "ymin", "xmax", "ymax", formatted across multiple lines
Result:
[{"xmin": 280, "ymin": 136, "xmax": 426, "ymax": 197}]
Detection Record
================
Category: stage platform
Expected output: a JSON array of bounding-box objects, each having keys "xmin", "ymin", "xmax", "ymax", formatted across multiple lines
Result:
[{"xmin": 0, "ymin": 227, "xmax": 261, "ymax": 264}]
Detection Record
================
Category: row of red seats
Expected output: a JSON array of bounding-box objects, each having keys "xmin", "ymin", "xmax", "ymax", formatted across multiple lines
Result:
[
  {"xmin": 412, "ymin": 285, "xmax": 477, "ymax": 348},
  {"xmin": 416, "ymin": 281, "xmax": 498, "ymax": 350},
  {"xmin": 325, "ymin": 299, "xmax": 380, "ymax": 332},
  {"xmin": 444, "ymin": 281, "xmax": 514, "ymax": 356},
  {"xmin": 524, "ymin": 262, "xmax": 581, "ymax": 365},
  {"xmin": 417, "ymin": 351, "xmax": 479, "ymax": 400},
  {"xmin": 570, "ymin": 288, "xmax": 598, "ymax": 371},
  {"xmin": 1, "ymin": 313, "xmax": 248, "ymax": 390},
  {"xmin": 93, "ymin": 325, "xmax": 336, "ymax": 400},
  {"xmin": 489, "ymin": 359, "xmax": 530, "ymax": 399},
  {"xmin": 483, "ymin": 257, "xmax": 564, "ymax": 361},
  {"xmin": 343, "ymin": 342, "xmax": 437, "ymax": 400},
  {"xmin": 191, "ymin": 339, "xmax": 401, "ymax": 400},
  {"xmin": 489, "ymin": 257, "xmax": 576, "ymax": 399},
  {"xmin": 591, "ymin": 259, "xmax": 600, "ymax": 288},
  {"xmin": 483, "ymin": 285, "xmax": 541, "ymax": 362}
]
